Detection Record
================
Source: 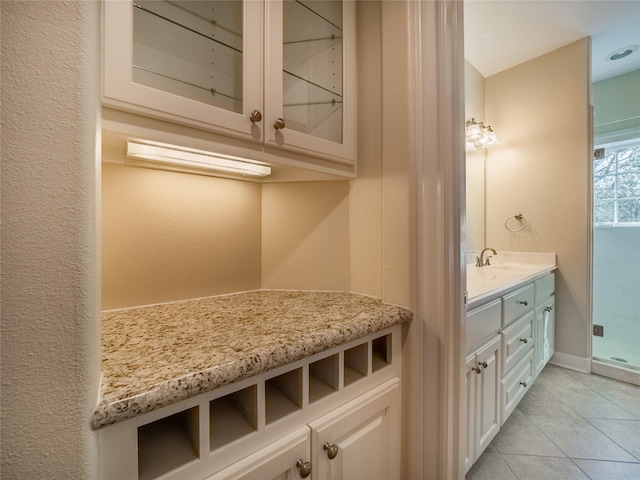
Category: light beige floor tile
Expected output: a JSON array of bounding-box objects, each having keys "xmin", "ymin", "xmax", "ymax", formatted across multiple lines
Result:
[
  {"xmin": 501, "ymin": 454, "xmax": 588, "ymax": 480},
  {"xmin": 465, "ymin": 453, "xmax": 516, "ymax": 480},
  {"xmin": 518, "ymin": 383, "xmax": 579, "ymax": 418},
  {"xmin": 492, "ymin": 409, "xmax": 565, "ymax": 457},
  {"xmin": 527, "ymin": 415, "xmax": 637, "ymax": 462},
  {"xmin": 552, "ymin": 384, "xmax": 637, "ymax": 419},
  {"xmin": 598, "ymin": 388, "xmax": 640, "ymax": 419},
  {"xmin": 587, "ymin": 418, "xmax": 640, "ymax": 461},
  {"xmin": 572, "ymin": 459, "xmax": 640, "ymax": 480}
]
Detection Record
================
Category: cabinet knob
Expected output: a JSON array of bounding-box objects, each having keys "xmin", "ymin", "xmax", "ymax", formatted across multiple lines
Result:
[
  {"xmin": 520, "ymin": 381, "xmax": 528, "ymax": 387},
  {"xmin": 520, "ymin": 338, "xmax": 528, "ymax": 344},
  {"xmin": 323, "ymin": 442, "xmax": 339, "ymax": 459},
  {"xmin": 296, "ymin": 459, "xmax": 312, "ymax": 478},
  {"xmin": 274, "ymin": 118, "xmax": 286, "ymax": 130},
  {"xmin": 479, "ymin": 361, "xmax": 488, "ymax": 369},
  {"xmin": 249, "ymin": 110, "xmax": 262, "ymax": 123},
  {"xmin": 472, "ymin": 366, "xmax": 482, "ymax": 374},
  {"xmin": 518, "ymin": 300, "xmax": 528, "ymax": 306}
]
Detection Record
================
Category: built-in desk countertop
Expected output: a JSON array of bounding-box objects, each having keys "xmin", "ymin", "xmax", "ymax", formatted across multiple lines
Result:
[{"xmin": 92, "ymin": 290, "xmax": 412, "ymax": 429}]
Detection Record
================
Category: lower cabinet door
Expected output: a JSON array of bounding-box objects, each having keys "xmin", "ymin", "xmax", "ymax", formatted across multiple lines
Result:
[
  {"xmin": 465, "ymin": 353, "xmax": 477, "ymax": 474},
  {"xmin": 206, "ymin": 427, "xmax": 311, "ymax": 480},
  {"xmin": 474, "ymin": 335, "xmax": 501, "ymax": 458},
  {"xmin": 308, "ymin": 378, "xmax": 401, "ymax": 480}
]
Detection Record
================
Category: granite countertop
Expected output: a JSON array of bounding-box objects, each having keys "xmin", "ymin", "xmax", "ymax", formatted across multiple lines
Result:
[{"xmin": 92, "ymin": 290, "xmax": 412, "ymax": 429}]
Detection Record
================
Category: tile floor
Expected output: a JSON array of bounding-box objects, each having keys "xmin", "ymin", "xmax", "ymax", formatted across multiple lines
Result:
[{"xmin": 466, "ymin": 364, "xmax": 640, "ymax": 480}]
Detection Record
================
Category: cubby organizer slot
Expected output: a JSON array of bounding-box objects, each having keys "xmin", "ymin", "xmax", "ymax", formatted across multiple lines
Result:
[
  {"xmin": 372, "ymin": 334, "xmax": 392, "ymax": 372},
  {"xmin": 266, "ymin": 368, "xmax": 302, "ymax": 424},
  {"xmin": 344, "ymin": 343, "xmax": 368, "ymax": 386},
  {"xmin": 138, "ymin": 406, "xmax": 199, "ymax": 480},
  {"xmin": 210, "ymin": 385, "xmax": 258, "ymax": 451},
  {"xmin": 309, "ymin": 354, "xmax": 339, "ymax": 403}
]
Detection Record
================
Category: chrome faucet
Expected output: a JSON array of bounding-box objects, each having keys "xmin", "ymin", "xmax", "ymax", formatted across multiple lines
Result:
[{"xmin": 476, "ymin": 248, "xmax": 497, "ymax": 267}]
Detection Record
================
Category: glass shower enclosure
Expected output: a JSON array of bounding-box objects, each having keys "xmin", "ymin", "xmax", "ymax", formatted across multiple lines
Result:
[{"xmin": 592, "ymin": 141, "xmax": 640, "ymax": 374}]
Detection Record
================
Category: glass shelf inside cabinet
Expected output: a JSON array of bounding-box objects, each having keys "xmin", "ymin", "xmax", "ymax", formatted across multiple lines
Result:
[
  {"xmin": 133, "ymin": 1, "xmax": 244, "ymax": 113},
  {"xmin": 283, "ymin": 0, "xmax": 343, "ymax": 143}
]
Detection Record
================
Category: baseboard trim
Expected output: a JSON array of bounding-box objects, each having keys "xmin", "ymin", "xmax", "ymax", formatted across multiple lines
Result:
[{"xmin": 549, "ymin": 352, "xmax": 591, "ymax": 373}]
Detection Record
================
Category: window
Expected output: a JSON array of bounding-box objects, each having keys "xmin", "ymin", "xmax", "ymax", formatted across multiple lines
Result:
[{"xmin": 594, "ymin": 141, "xmax": 640, "ymax": 224}]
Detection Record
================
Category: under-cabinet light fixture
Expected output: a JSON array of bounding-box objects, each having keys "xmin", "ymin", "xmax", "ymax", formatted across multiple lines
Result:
[
  {"xmin": 125, "ymin": 140, "xmax": 272, "ymax": 178},
  {"xmin": 465, "ymin": 118, "xmax": 500, "ymax": 151}
]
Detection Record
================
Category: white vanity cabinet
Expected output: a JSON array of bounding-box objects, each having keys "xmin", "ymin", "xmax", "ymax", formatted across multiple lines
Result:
[
  {"xmin": 102, "ymin": 0, "xmax": 355, "ymax": 167},
  {"xmin": 465, "ymin": 334, "xmax": 501, "ymax": 473},
  {"xmin": 464, "ymin": 270, "xmax": 556, "ymax": 473}
]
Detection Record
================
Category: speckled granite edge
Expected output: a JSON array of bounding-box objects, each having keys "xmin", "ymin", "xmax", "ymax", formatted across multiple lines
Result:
[{"xmin": 92, "ymin": 290, "xmax": 412, "ymax": 429}]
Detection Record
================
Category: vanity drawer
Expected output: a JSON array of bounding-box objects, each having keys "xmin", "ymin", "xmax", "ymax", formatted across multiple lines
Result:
[
  {"xmin": 502, "ymin": 283, "xmax": 534, "ymax": 326},
  {"xmin": 535, "ymin": 273, "xmax": 555, "ymax": 304},
  {"xmin": 466, "ymin": 298, "xmax": 502, "ymax": 353},
  {"xmin": 501, "ymin": 349, "xmax": 533, "ymax": 425},
  {"xmin": 501, "ymin": 310, "xmax": 534, "ymax": 376}
]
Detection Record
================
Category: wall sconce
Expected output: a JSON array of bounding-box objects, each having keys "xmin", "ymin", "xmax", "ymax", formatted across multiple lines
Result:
[
  {"xmin": 465, "ymin": 118, "xmax": 500, "ymax": 151},
  {"xmin": 125, "ymin": 140, "xmax": 271, "ymax": 179}
]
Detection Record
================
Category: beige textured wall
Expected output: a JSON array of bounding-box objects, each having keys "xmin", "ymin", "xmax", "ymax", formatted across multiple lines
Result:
[
  {"xmin": 261, "ymin": 181, "xmax": 350, "ymax": 291},
  {"xmin": 485, "ymin": 38, "xmax": 591, "ymax": 360},
  {"xmin": 465, "ymin": 61, "xmax": 486, "ymax": 251},
  {"xmin": 101, "ymin": 163, "xmax": 262, "ymax": 310},
  {"xmin": 1, "ymin": 1, "xmax": 101, "ymax": 477}
]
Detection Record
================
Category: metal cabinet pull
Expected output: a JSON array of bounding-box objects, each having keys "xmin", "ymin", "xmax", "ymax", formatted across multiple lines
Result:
[
  {"xmin": 249, "ymin": 110, "xmax": 262, "ymax": 122},
  {"xmin": 520, "ymin": 338, "xmax": 528, "ymax": 344},
  {"xmin": 274, "ymin": 118, "xmax": 286, "ymax": 130},
  {"xmin": 323, "ymin": 442, "xmax": 339, "ymax": 460},
  {"xmin": 520, "ymin": 381, "xmax": 528, "ymax": 387},
  {"xmin": 518, "ymin": 300, "xmax": 528, "ymax": 306},
  {"xmin": 479, "ymin": 361, "xmax": 488, "ymax": 369},
  {"xmin": 472, "ymin": 366, "xmax": 482, "ymax": 374},
  {"xmin": 296, "ymin": 459, "xmax": 312, "ymax": 478}
]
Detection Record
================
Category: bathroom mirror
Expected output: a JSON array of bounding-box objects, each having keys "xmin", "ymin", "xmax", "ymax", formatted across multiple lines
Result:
[
  {"xmin": 464, "ymin": 60, "xmax": 486, "ymax": 253},
  {"xmin": 465, "ymin": 148, "xmax": 485, "ymax": 252}
]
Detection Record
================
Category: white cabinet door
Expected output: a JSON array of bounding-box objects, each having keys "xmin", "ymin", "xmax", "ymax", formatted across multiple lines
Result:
[
  {"xmin": 103, "ymin": 1, "xmax": 264, "ymax": 142},
  {"xmin": 534, "ymin": 294, "xmax": 555, "ymax": 378},
  {"xmin": 474, "ymin": 335, "xmax": 501, "ymax": 457},
  {"xmin": 206, "ymin": 427, "xmax": 311, "ymax": 480},
  {"xmin": 308, "ymin": 378, "xmax": 400, "ymax": 480},
  {"xmin": 464, "ymin": 353, "xmax": 477, "ymax": 474},
  {"xmin": 543, "ymin": 295, "xmax": 555, "ymax": 365},
  {"xmin": 264, "ymin": 0, "xmax": 355, "ymax": 165}
]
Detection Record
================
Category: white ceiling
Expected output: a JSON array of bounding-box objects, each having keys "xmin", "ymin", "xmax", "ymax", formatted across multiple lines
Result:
[{"xmin": 464, "ymin": 0, "xmax": 640, "ymax": 82}]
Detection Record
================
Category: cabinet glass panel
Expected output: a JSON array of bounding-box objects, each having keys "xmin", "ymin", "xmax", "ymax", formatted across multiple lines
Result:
[
  {"xmin": 132, "ymin": 1, "xmax": 243, "ymax": 113},
  {"xmin": 283, "ymin": 0, "xmax": 343, "ymax": 143}
]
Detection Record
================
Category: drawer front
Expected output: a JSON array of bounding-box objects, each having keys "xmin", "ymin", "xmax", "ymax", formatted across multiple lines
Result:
[
  {"xmin": 502, "ymin": 283, "xmax": 535, "ymax": 326},
  {"xmin": 535, "ymin": 273, "xmax": 555, "ymax": 304},
  {"xmin": 501, "ymin": 310, "xmax": 534, "ymax": 376},
  {"xmin": 501, "ymin": 350, "xmax": 533, "ymax": 425},
  {"xmin": 466, "ymin": 299, "xmax": 502, "ymax": 353}
]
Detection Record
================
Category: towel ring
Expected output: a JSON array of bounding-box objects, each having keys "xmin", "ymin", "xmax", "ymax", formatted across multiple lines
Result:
[{"xmin": 505, "ymin": 213, "xmax": 527, "ymax": 232}]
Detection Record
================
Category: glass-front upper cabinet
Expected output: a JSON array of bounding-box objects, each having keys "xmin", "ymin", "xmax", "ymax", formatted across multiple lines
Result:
[
  {"xmin": 103, "ymin": 0, "xmax": 263, "ymax": 142},
  {"xmin": 265, "ymin": 0, "xmax": 355, "ymax": 165},
  {"xmin": 103, "ymin": 1, "xmax": 355, "ymax": 166}
]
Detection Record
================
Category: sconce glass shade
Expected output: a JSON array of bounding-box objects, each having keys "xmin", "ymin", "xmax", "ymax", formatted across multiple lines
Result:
[{"xmin": 465, "ymin": 119, "xmax": 499, "ymax": 151}]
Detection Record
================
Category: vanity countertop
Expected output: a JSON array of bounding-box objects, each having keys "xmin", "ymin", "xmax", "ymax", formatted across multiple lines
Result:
[
  {"xmin": 92, "ymin": 290, "xmax": 412, "ymax": 429},
  {"xmin": 467, "ymin": 252, "xmax": 557, "ymax": 310}
]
